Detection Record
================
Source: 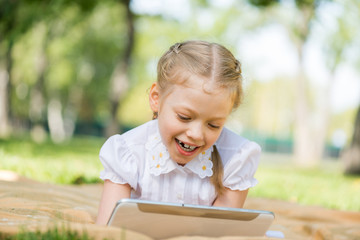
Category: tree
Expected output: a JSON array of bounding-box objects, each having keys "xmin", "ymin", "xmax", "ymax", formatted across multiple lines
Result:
[
  {"xmin": 339, "ymin": 0, "xmax": 360, "ymax": 174},
  {"xmin": 0, "ymin": 0, "xmax": 47, "ymax": 137},
  {"xmin": 0, "ymin": 0, "xmax": 20, "ymax": 137},
  {"xmin": 291, "ymin": 0, "xmax": 322, "ymax": 167},
  {"xmin": 0, "ymin": 0, "xmax": 97, "ymax": 139},
  {"xmin": 105, "ymin": 0, "xmax": 135, "ymax": 137},
  {"xmin": 0, "ymin": 0, "xmax": 101, "ymax": 141},
  {"xmin": 36, "ymin": 1, "xmax": 98, "ymax": 143},
  {"xmin": 247, "ymin": 0, "xmax": 334, "ymax": 167},
  {"xmin": 342, "ymin": 106, "xmax": 360, "ymax": 174}
]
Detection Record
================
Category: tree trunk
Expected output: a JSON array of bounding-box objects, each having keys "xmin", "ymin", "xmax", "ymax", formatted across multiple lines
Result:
[
  {"xmin": 312, "ymin": 74, "xmax": 334, "ymax": 161},
  {"xmin": 105, "ymin": 0, "xmax": 134, "ymax": 137},
  {"xmin": 293, "ymin": 2, "xmax": 351, "ymax": 167},
  {"xmin": 292, "ymin": 6, "xmax": 316, "ymax": 167},
  {"xmin": 0, "ymin": 40, "xmax": 14, "ymax": 138},
  {"xmin": 29, "ymin": 27, "xmax": 52, "ymax": 142},
  {"xmin": 47, "ymin": 98, "xmax": 66, "ymax": 143},
  {"xmin": 0, "ymin": 63, "xmax": 10, "ymax": 138},
  {"xmin": 293, "ymin": 61, "xmax": 315, "ymax": 166},
  {"xmin": 341, "ymin": 106, "xmax": 360, "ymax": 175}
]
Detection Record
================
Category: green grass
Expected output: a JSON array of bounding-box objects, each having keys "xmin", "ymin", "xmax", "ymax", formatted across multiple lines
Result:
[
  {"xmin": 1, "ymin": 137, "xmax": 359, "ymax": 211},
  {"xmin": 249, "ymin": 153, "xmax": 360, "ymax": 212},
  {"xmin": 0, "ymin": 136, "xmax": 105, "ymax": 184},
  {"xmin": 0, "ymin": 227, "xmax": 93, "ymax": 240}
]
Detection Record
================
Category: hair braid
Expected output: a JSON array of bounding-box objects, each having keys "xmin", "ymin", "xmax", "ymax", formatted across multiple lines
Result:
[{"xmin": 210, "ymin": 145, "xmax": 225, "ymax": 196}]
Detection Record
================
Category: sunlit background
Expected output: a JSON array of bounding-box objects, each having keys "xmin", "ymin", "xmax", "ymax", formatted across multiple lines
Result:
[{"xmin": 1, "ymin": 0, "xmax": 360, "ymax": 184}]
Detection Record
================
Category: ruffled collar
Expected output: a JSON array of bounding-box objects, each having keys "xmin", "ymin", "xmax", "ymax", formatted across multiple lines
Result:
[{"xmin": 145, "ymin": 131, "xmax": 213, "ymax": 179}]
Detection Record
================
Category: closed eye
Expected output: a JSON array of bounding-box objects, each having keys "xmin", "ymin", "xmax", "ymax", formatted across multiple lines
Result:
[
  {"xmin": 208, "ymin": 123, "xmax": 220, "ymax": 129},
  {"xmin": 177, "ymin": 114, "xmax": 191, "ymax": 121}
]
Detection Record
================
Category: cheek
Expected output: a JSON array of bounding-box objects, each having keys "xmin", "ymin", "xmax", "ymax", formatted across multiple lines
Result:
[
  {"xmin": 158, "ymin": 117, "xmax": 178, "ymax": 141},
  {"xmin": 206, "ymin": 131, "xmax": 222, "ymax": 147}
]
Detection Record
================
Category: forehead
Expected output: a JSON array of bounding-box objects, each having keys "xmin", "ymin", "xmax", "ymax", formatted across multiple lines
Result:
[
  {"xmin": 185, "ymin": 75, "xmax": 221, "ymax": 94},
  {"xmin": 161, "ymin": 76, "xmax": 234, "ymax": 117},
  {"xmin": 163, "ymin": 72, "xmax": 224, "ymax": 95}
]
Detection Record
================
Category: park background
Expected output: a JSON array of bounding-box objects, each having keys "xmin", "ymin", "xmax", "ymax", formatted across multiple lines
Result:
[{"xmin": 0, "ymin": 0, "xmax": 360, "ymax": 216}]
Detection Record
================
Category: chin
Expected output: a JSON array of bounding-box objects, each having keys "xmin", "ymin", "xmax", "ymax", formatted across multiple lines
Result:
[{"xmin": 172, "ymin": 156, "xmax": 192, "ymax": 166}]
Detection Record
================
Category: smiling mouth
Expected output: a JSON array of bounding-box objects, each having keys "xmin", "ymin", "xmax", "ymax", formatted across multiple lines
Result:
[{"xmin": 175, "ymin": 139, "xmax": 198, "ymax": 152}]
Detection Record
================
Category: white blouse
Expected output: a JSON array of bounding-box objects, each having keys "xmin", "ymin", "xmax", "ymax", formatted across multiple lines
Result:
[{"xmin": 99, "ymin": 120, "xmax": 260, "ymax": 206}]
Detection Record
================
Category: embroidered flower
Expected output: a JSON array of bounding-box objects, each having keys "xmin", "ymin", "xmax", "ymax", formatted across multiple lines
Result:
[
  {"xmin": 150, "ymin": 144, "xmax": 169, "ymax": 167},
  {"xmin": 147, "ymin": 132, "xmax": 176, "ymax": 176},
  {"xmin": 185, "ymin": 148, "xmax": 214, "ymax": 178},
  {"xmin": 151, "ymin": 162, "xmax": 164, "ymax": 176},
  {"xmin": 198, "ymin": 160, "xmax": 213, "ymax": 178},
  {"xmin": 198, "ymin": 146, "xmax": 213, "ymax": 161}
]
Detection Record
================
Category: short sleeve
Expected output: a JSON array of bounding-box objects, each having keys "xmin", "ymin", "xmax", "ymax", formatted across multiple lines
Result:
[
  {"xmin": 222, "ymin": 141, "xmax": 261, "ymax": 191},
  {"xmin": 99, "ymin": 135, "xmax": 139, "ymax": 190}
]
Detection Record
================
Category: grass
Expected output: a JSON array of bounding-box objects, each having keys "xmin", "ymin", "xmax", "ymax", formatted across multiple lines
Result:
[
  {"xmin": 0, "ymin": 136, "xmax": 359, "ymax": 211},
  {"xmin": 0, "ymin": 227, "xmax": 93, "ymax": 240},
  {"xmin": 249, "ymin": 153, "xmax": 360, "ymax": 211},
  {"xmin": 0, "ymin": 136, "xmax": 105, "ymax": 184}
]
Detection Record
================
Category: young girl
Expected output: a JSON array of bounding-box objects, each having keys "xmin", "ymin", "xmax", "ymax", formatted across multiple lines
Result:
[{"xmin": 96, "ymin": 40, "xmax": 260, "ymax": 225}]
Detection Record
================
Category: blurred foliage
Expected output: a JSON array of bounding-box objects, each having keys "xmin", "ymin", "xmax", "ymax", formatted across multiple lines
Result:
[
  {"xmin": 248, "ymin": 0, "xmax": 280, "ymax": 8},
  {"xmin": 10, "ymin": 1, "xmax": 127, "ymax": 124},
  {"xmin": 235, "ymin": 78, "xmax": 295, "ymax": 138},
  {"xmin": 0, "ymin": 0, "xmax": 359, "ymax": 157}
]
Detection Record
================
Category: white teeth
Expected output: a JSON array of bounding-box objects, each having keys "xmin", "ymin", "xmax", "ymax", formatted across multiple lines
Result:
[{"xmin": 177, "ymin": 139, "xmax": 197, "ymax": 152}]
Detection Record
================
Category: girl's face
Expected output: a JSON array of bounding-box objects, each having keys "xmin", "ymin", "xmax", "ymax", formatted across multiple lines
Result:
[{"xmin": 149, "ymin": 76, "xmax": 233, "ymax": 166}]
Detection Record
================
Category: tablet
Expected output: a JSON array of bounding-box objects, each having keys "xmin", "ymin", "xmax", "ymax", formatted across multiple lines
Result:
[{"xmin": 107, "ymin": 198, "xmax": 275, "ymax": 239}]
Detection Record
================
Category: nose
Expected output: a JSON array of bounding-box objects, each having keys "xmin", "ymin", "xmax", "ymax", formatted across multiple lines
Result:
[{"xmin": 186, "ymin": 122, "xmax": 204, "ymax": 143}]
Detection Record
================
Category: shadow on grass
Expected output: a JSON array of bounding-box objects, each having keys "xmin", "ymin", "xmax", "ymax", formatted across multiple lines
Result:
[{"xmin": 71, "ymin": 175, "xmax": 102, "ymax": 185}]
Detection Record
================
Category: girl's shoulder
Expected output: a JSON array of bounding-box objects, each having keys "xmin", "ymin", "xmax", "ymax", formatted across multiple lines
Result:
[
  {"xmin": 99, "ymin": 121, "xmax": 158, "ymax": 187},
  {"xmin": 216, "ymin": 127, "xmax": 261, "ymax": 152},
  {"xmin": 100, "ymin": 120, "xmax": 157, "ymax": 158},
  {"xmin": 99, "ymin": 120, "xmax": 157, "ymax": 167},
  {"xmin": 219, "ymin": 128, "xmax": 261, "ymax": 191}
]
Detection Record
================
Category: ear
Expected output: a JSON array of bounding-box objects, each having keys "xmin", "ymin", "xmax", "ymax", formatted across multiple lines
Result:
[{"xmin": 149, "ymin": 83, "xmax": 160, "ymax": 113}]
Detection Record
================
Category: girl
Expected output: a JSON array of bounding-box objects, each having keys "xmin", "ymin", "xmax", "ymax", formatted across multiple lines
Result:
[{"xmin": 96, "ymin": 40, "xmax": 260, "ymax": 225}]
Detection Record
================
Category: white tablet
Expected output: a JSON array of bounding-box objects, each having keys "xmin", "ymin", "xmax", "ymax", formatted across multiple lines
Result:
[{"xmin": 107, "ymin": 198, "xmax": 275, "ymax": 239}]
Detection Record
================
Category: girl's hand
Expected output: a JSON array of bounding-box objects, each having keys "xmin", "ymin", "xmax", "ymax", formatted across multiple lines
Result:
[
  {"xmin": 95, "ymin": 180, "xmax": 131, "ymax": 225},
  {"xmin": 212, "ymin": 188, "xmax": 249, "ymax": 209}
]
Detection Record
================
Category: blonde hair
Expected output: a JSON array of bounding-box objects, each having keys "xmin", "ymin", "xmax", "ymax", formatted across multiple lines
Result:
[{"xmin": 155, "ymin": 40, "xmax": 243, "ymax": 196}]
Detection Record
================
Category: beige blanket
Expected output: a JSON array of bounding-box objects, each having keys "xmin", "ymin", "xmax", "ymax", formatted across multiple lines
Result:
[{"xmin": 0, "ymin": 170, "xmax": 359, "ymax": 240}]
